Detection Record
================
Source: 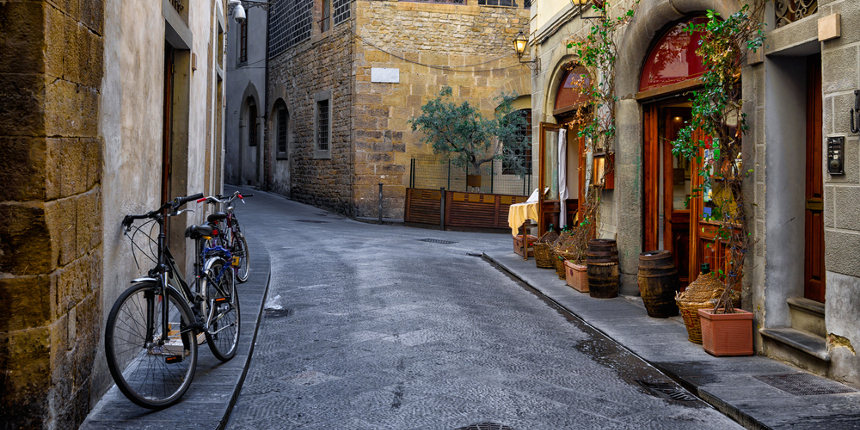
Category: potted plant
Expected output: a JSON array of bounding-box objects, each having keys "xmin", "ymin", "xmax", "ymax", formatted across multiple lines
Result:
[
  {"xmin": 409, "ymin": 87, "xmax": 531, "ymax": 192},
  {"xmin": 670, "ymin": 5, "xmax": 765, "ymax": 356}
]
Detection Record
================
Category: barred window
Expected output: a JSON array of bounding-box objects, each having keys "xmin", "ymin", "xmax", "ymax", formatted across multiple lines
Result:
[
  {"xmin": 503, "ymin": 109, "xmax": 532, "ymax": 175},
  {"xmin": 276, "ymin": 101, "xmax": 289, "ymax": 158},
  {"xmin": 268, "ymin": 0, "xmax": 313, "ymax": 58},
  {"xmin": 478, "ymin": 0, "xmax": 516, "ymax": 6},
  {"xmin": 400, "ymin": 0, "xmax": 465, "ymax": 4},
  {"xmin": 316, "ymin": 99, "xmax": 329, "ymax": 151},
  {"xmin": 333, "ymin": 0, "xmax": 351, "ymax": 25}
]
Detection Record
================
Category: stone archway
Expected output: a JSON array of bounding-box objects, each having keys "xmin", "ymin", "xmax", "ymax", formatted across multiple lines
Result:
[
  {"xmin": 612, "ymin": 0, "xmax": 740, "ymax": 293},
  {"xmin": 239, "ymin": 82, "xmax": 262, "ymax": 187}
]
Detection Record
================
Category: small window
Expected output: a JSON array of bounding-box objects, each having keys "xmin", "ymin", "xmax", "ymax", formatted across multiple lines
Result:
[
  {"xmin": 247, "ymin": 99, "xmax": 257, "ymax": 147},
  {"xmin": 478, "ymin": 0, "xmax": 517, "ymax": 6},
  {"xmin": 313, "ymin": 90, "xmax": 332, "ymax": 159},
  {"xmin": 319, "ymin": 0, "xmax": 331, "ymax": 32},
  {"xmin": 276, "ymin": 101, "xmax": 289, "ymax": 159},
  {"xmin": 317, "ymin": 99, "xmax": 329, "ymax": 150},
  {"xmin": 239, "ymin": 19, "xmax": 248, "ymax": 64}
]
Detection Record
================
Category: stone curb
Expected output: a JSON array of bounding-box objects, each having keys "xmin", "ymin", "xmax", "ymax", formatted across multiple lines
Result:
[{"xmin": 482, "ymin": 252, "xmax": 770, "ymax": 430}]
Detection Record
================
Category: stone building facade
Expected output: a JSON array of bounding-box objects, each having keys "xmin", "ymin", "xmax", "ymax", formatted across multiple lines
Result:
[
  {"xmin": 0, "ymin": 1, "xmax": 227, "ymax": 428},
  {"xmin": 530, "ymin": 0, "xmax": 860, "ymax": 387},
  {"xmin": 262, "ymin": 0, "xmax": 531, "ymax": 218},
  {"xmin": 225, "ymin": 0, "xmax": 267, "ymax": 188}
]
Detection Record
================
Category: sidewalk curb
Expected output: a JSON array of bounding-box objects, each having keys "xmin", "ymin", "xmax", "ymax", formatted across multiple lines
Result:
[
  {"xmin": 218, "ymin": 233, "xmax": 272, "ymax": 429},
  {"xmin": 481, "ymin": 252, "xmax": 769, "ymax": 430}
]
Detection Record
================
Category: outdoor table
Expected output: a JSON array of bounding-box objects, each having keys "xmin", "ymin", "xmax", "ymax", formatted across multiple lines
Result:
[{"xmin": 508, "ymin": 201, "xmax": 539, "ymax": 259}]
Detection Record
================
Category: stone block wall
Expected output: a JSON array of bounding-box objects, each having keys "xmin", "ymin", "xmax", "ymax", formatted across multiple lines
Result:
[
  {"xmin": 267, "ymin": 20, "xmax": 355, "ymax": 215},
  {"xmin": 0, "ymin": 1, "xmax": 104, "ymax": 428},
  {"xmin": 352, "ymin": 0, "xmax": 530, "ymax": 218},
  {"xmin": 819, "ymin": 0, "xmax": 860, "ymax": 386}
]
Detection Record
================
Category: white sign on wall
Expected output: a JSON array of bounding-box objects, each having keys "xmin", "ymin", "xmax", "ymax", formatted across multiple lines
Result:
[{"xmin": 371, "ymin": 68, "xmax": 400, "ymax": 83}]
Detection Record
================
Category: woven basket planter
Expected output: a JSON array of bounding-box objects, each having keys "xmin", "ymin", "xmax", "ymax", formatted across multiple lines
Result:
[
  {"xmin": 534, "ymin": 230, "xmax": 559, "ymax": 268},
  {"xmin": 677, "ymin": 301, "xmax": 713, "ymax": 344},
  {"xmin": 552, "ymin": 250, "xmax": 566, "ymax": 279}
]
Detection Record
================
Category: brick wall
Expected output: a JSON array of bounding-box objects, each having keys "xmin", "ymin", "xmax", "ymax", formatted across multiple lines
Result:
[{"xmin": 0, "ymin": 1, "xmax": 104, "ymax": 428}]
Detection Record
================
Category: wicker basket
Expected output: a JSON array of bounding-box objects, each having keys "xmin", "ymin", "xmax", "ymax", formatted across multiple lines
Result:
[
  {"xmin": 534, "ymin": 230, "xmax": 559, "ymax": 269},
  {"xmin": 552, "ymin": 249, "xmax": 567, "ymax": 279},
  {"xmin": 675, "ymin": 271, "xmax": 740, "ymax": 344},
  {"xmin": 677, "ymin": 301, "xmax": 714, "ymax": 344}
]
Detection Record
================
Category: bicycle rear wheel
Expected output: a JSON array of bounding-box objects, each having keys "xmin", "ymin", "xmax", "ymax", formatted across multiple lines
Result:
[
  {"xmin": 204, "ymin": 258, "xmax": 240, "ymax": 361},
  {"xmin": 105, "ymin": 282, "xmax": 198, "ymax": 409},
  {"xmin": 232, "ymin": 228, "xmax": 250, "ymax": 283}
]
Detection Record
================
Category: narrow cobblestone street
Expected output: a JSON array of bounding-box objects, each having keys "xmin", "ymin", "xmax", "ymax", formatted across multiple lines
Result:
[{"xmin": 226, "ymin": 188, "xmax": 741, "ymax": 429}]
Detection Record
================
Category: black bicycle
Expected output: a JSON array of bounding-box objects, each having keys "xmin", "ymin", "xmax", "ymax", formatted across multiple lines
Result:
[{"xmin": 104, "ymin": 193, "xmax": 240, "ymax": 408}]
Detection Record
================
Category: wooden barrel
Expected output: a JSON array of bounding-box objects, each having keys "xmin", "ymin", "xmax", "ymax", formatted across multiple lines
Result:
[
  {"xmin": 588, "ymin": 262, "xmax": 619, "ymax": 298},
  {"xmin": 638, "ymin": 250, "xmax": 680, "ymax": 318},
  {"xmin": 586, "ymin": 239, "xmax": 618, "ymax": 263}
]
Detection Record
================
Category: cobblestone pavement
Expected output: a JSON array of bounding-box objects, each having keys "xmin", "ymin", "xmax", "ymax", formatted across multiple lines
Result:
[{"xmin": 226, "ymin": 188, "xmax": 742, "ymax": 430}]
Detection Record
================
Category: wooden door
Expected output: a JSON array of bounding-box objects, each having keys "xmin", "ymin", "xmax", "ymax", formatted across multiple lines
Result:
[
  {"xmin": 643, "ymin": 105, "xmax": 660, "ymax": 252},
  {"xmin": 805, "ymin": 54, "xmax": 825, "ymax": 302},
  {"xmin": 663, "ymin": 108, "xmax": 692, "ymax": 285},
  {"xmin": 162, "ymin": 46, "xmax": 175, "ymax": 204},
  {"xmin": 644, "ymin": 105, "xmax": 693, "ymax": 285},
  {"xmin": 539, "ymin": 123, "xmax": 563, "ymax": 235}
]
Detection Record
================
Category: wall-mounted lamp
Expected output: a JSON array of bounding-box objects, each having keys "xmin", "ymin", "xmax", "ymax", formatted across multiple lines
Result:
[
  {"xmin": 850, "ymin": 89, "xmax": 860, "ymax": 133},
  {"xmin": 570, "ymin": 0, "xmax": 606, "ymax": 20},
  {"xmin": 513, "ymin": 31, "xmax": 539, "ymax": 71},
  {"xmin": 592, "ymin": 152, "xmax": 614, "ymax": 189}
]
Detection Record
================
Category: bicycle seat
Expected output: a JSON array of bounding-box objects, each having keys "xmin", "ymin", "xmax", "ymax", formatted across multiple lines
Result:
[
  {"xmin": 184, "ymin": 224, "xmax": 214, "ymax": 239},
  {"xmin": 207, "ymin": 212, "xmax": 227, "ymax": 223}
]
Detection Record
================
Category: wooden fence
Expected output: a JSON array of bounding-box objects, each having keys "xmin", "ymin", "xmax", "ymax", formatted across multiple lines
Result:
[{"xmin": 404, "ymin": 188, "xmax": 530, "ymax": 231}]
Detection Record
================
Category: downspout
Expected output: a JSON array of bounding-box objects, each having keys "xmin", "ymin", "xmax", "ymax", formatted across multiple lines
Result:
[{"xmin": 263, "ymin": 2, "xmax": 271, "ymax": 191}]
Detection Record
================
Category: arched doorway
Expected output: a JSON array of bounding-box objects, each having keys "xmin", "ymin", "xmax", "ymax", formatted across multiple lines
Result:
[
  {"xmin": 538, "ymin": 65, "xmax": 590, "ymax": 234},
  {"xmin": 639, "ymin": 16, "xmax": 709, "ymax": 287}
]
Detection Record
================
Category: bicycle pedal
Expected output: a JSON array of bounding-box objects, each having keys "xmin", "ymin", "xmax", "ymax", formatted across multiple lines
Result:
[
  {"xmin": 231, "ymin": 256, "xmax": 240, "ymax": 267},
  {"xmin": 164, "ymin": 355, "xmax": 183, "ymax": 364},
  {"xmin": 214, "ymin": 296, "xmax": 231, "ymax": 304}
]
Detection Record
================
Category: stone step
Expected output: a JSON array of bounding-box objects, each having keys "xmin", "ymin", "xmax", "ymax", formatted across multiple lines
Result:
[
  {"xmin": 760, "ymin": 327, "xmax": 830, "ymax": 362},
  {"xmin": 787, "ymin": 297, "xmax": 826, "ymax": 338}
]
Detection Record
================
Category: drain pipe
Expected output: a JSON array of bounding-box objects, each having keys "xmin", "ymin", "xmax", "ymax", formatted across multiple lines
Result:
[
  {"xmin": 439, "ymin": 187, "xmax": 446, "ymax": 231},
  {"xmin": 378, "ymin": 183, "xmax": 383, "ymax": 224}
]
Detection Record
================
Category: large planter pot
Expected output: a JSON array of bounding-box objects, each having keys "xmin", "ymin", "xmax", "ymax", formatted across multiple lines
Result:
[
  {"xmin": 564, "ymin": 260, "xmax": 588, "ymax": 293},
  {"xmin": 698, "ymin": 308, "xmax": 754, "ymax": 356}
]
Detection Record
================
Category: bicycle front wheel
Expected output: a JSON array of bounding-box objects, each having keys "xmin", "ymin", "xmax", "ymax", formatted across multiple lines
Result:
[
  {"xmin": 204, "ymin": 258, "xmax": 240, "ymax": 361},
  {"xmin": 232, "ymin": 230, "xmax": 250, "ymax": 283},
  {"xmin": 105, "ymin": 282, "xmax": 198, "ymax": 409}
]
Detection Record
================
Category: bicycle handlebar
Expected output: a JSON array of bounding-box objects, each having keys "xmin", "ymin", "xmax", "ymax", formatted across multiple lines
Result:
[
  {"xmin": 122, "ymin": 192, "xmax": 204, "ymax": 230},
  {"xmin": 198, "ymin": 190, "xmax": 254, "ymax": 206}
]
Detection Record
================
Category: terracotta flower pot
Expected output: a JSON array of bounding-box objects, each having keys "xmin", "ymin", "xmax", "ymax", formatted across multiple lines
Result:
[
  {"xmin": 564, "ymin": 260, "xmax": 588, "ymax": 293},
  {"xmin": 697, "ymin": 308, "xmax": 754, "ymax": 356}
]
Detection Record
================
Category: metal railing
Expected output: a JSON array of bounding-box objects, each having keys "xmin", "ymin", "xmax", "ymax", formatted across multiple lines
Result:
[
  {"xmin": 775, "ymin": 0, "xmax": 817, "ymax": 28},
  {"xmin": 409, "ymin": 154, "xmax": 532, "ymax": 196}
]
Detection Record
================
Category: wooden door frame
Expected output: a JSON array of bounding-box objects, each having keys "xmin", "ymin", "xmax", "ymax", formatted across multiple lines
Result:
[
  {"xmin": 539, "ymin": 122, "xmax": 563, "ymax": 235},
  {"xmin": 643, "ymin": 104, "xmax": 660, "ymax": 252}
]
